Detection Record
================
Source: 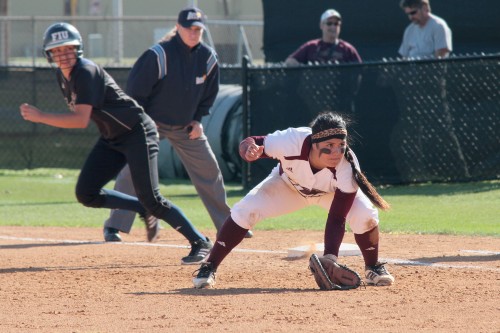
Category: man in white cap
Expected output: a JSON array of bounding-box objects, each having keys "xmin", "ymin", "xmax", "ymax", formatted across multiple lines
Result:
[
  {"xmin": 285, "ymin": 9, "xmax": 362, "ymax": 114},
  {"xmin": 285, "ymin": 9, "xmax": 362, "ymax": 65}
]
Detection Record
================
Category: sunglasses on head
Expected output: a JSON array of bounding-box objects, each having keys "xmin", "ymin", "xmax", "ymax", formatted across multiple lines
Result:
[{"xmin": 325, "ymin": 21, "xmax": 340, "ymax": 26}]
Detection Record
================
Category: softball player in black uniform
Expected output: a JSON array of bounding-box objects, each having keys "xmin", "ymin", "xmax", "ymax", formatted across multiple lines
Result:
[{"xmin": 19, "ymin": 22, "xmax": 212, "ymax": 264}]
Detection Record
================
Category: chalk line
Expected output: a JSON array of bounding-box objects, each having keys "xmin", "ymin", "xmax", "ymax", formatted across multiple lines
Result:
[{"xmin": 1, "ymin": 235, "xmax": 499, "ymax": 272}]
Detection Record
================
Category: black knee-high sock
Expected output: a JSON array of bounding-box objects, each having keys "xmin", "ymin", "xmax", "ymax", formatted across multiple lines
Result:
[
  {"xmin": 206, "ymin": 216, "xmax": 248, "ymax": 269},
  {"xmin": 162, "ymin": 203, "xmax": 206, "ymax": 243},
  {"xmin": 100, "ymin": 190, "xmax": 205, "ymax": 243},
  {"xmin": 354, "ymin": 226, "xmax": 379, "ymax": 267},
  {"xmin": 100, "ymin": 189, "xmax": 144, "ymax": 212}
]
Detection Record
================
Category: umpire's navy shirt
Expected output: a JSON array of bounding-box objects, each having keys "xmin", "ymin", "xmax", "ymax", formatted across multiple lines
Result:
[
  {"xmin": 56, "ymin": 58, "xmax": 145, "ymax": 139},
  {"xmin": 125, "ymin": 33, "xmax": 219, "ymax": 126}
]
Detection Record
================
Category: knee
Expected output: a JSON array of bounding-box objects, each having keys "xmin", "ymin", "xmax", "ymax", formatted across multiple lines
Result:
[
  {"xmin": 348, "ymin": 196, "xmax": 379, "ymax": 234},
  {"xmin": 350, "ymin": 217, "xmax": 379, "ymax": 234},
  {"xmin": 230, "ymin": 205, "xmax": 262, "ymax": 229},
  {"xmin": 75, "ymin": 190, "xmax": 103, "ymax": 208}
]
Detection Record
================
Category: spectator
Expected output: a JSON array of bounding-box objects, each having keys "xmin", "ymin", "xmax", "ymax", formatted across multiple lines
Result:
[
  {"xmin": 398, "ymin": 0, "xmax": 452, "ymax": 59},
  {"xmin": 395, "ymin": 0, "xmax": 469, "ymax": 181},
  {"xmin": 285, "ymin": 9, "xmax": 362, "ymax": 65},
  {"xmin": 285, "ymin": 9, "xmax": 362, "ymax": 114}
]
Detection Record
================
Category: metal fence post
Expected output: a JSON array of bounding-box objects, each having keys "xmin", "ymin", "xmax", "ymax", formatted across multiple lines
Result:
[
  {"xmin": 31, "ymin": 16, "xmax": 36, "ymax": 67},
  {"xmin": 238, "ymin": 24, "xmax": 253, "ymax": 63},
  {"xmin": 241, "ymin": 55, "xmax": 250, "ymax": 189}
]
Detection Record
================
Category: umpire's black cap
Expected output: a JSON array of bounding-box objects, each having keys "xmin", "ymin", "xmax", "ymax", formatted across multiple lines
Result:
[{"xmin": 178, "ymin": 7, "xmax": 206, "ymax": 29}]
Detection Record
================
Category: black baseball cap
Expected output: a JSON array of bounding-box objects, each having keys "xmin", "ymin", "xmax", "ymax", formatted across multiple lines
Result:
[{"xmin": 177, "ymin": 7, "xmax": 206, "ymax": 29}]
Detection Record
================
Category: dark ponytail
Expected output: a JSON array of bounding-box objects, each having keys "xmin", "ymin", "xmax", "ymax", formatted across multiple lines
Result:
[{"xmin": 345, "ymin": 148, "xmax": 390, "ymax": 211}]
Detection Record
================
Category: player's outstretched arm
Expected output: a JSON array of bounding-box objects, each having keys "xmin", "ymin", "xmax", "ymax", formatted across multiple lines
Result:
[{"xmin": 19, "ymin": 103, "xmax": 92, "ymax": 129}]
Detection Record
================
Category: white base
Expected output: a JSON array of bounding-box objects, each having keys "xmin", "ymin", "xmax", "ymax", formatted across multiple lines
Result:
[{"xmin": 287, "ymin": 242, "xmax": 361, "ymax": 258}]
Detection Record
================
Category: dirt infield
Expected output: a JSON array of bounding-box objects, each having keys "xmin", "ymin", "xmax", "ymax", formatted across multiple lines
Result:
[{"xmin": 0, "ymin": 226, "xmax": 498, "ymax": 333}]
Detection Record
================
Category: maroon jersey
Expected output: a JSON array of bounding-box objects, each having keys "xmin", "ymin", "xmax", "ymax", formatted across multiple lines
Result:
[{"xmin": 289, "ymin": 39, "xmax": 362, "ymax": 64}]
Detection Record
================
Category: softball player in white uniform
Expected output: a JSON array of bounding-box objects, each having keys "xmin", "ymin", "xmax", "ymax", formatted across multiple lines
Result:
[
  {"xmin": 193, "ymin": 112, "xmax": 395, "ymax": 288},
  {"xmin": 231, "ymin": 127, "xmax": 378, "ymax": 233}
]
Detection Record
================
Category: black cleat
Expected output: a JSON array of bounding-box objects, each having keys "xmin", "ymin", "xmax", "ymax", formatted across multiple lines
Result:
[
  {"xmin": 193, "ymin": 262, "xmax": 217, "ymax": 289},
  {"xmin": 103, "ymin": 227, "xmax": 122, "ymax": 242},
  {"xmin": 181, "ymin": 238, "xmax": 213, "ymax": 265},
  {"xmin": 365, "ymin": 262, "xmax": 395, "ymax": 286}
]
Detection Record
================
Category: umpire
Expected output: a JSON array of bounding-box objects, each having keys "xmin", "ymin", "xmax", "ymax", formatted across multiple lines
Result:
[{"xmin": 103, "ymin": 7, "xmax": 252, "ymax": 242}]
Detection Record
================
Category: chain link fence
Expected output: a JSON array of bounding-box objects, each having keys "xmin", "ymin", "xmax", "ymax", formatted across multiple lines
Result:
[
  {"xmin": 385, "ymin": 57, "xmax": 499, "ymax": 183},
  {"xmin": 243, "ymin": 55, "xmax": 500, "ymax": 185},
  {"xmin": 1, "ymin": 55, "xmax": 498, "ymax": 185}
]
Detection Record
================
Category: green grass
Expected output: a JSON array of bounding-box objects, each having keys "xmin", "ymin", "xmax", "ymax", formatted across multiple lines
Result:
[{"xmin": 0, "ymin": 169, "xmax": 498, "ymax": 237}]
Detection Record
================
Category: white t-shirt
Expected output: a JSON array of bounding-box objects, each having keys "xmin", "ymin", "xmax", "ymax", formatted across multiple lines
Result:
[
  {"xmin": 264, "ymin": 127, "xmax": 359, "ymax": 197},
  {"xmin": 398, "ymin": 13, "xmax": 452, "ymax": 59}
]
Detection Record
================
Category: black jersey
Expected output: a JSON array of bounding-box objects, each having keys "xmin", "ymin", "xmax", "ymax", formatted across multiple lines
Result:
[{"xmin": 56, "ymin": 58, "xmax": 145, "ymax": 139}]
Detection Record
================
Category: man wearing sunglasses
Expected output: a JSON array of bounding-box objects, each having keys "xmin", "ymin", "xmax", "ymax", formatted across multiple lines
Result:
[
  {"xmin": 399, "ymin": 0, "xmax": 452, "ymax": 59},
  {"xmin": 397, "ymin": 1, "xmax": 469, "ymax": 180},
  {"xmin": 285, "ymin": 9, "xmax": 361, "ymax": 66}
]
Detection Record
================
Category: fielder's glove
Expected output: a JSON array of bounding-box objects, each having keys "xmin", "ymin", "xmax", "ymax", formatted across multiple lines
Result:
[{"xmin": 309, "ymin": 253, "xmax": 362, "ymax": 290}]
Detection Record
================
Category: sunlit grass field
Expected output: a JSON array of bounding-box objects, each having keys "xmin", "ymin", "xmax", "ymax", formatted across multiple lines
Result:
[{"xmin": 0, "ymin": 169, "xmax": 498, "ymax": 237}]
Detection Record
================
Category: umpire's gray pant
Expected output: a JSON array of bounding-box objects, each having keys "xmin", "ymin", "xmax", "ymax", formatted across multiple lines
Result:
[{"xmin": 104, "ymin": 125, "xmax": 230, "ymax": 233}]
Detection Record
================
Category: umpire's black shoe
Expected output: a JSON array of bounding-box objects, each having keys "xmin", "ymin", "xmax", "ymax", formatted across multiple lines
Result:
[
  {"xmin": 244, "ymin": 230, "xmax": 254, "ymax": 238},
  {"xmin": 140, "ymin": 212, "xmax": 160, "ymax": 242},
  {"xmin": 103, "ymin": 227, "xmax": 122, "ymax": 242}
]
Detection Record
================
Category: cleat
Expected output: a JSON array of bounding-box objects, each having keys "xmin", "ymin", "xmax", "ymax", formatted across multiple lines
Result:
[
  {"xmin": 193, "ymin": 262, "xmax": 216, "ymax": 289},
  {"xmin": 140, "ymin": 212, "xmax": 160, "ymax": 242},
  {"xmin": 181, "ymin": 238, "xmax": 213, "ymax": 265},
  {"xmin": 365, "ymin": 262, "xmax": 395, "ymax": 286},
  {"xmin": 103, "ymin": 227, "xmax": 122, "ymax": 242},
  {"xmin": 244, "ymin": 230, "xmax": 254, "ymax": 238}
]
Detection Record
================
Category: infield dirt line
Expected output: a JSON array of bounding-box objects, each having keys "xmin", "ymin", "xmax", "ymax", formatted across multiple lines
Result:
[
  {"xmin": 1, "ymin": 235, "xmax": 499, "ymax": 272},
  {"xmin": 0, "ymin": 235, "xmax": 286, "ymax": 254}
]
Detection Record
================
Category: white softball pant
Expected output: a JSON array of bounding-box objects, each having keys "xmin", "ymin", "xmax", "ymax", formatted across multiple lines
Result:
[{"xmin": 231, "ymin": 167, "xmax": 379, "ymax": 234}]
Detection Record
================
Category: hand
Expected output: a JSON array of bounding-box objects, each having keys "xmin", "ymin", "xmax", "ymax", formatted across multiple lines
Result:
[
  {"xmin": 244, "ymin": 142, "xmax": 264, "ymax": 162},
  {"xmin": 186, "ymin": 120, "xmax": 203, "ymax": 140},
  {"xmin": 239, "ymin": 137, "xmax": 264, "ymax": 162},
  {"xmin": 245, "ymin": 144, "xmax": 264, "ymax": 161},
  {"xmin": 19, "ymin": 103, "xmax": 42, "ymax": 123}
]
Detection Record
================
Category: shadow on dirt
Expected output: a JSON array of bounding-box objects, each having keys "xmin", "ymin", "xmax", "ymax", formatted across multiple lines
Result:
[
  {"xmin": 0, "ymin": 241, "xmax": 100, "ymax": 249},
  {"xmin": 128, "ymin": 287, "xmax": 322, "ymax": 296},
  {"xmin": 0, "ymin": 263, "xmax": 165, "ymax": 274}
]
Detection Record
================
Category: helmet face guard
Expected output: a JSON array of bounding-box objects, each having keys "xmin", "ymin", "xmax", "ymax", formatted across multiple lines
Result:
[{"xmin": 42, "ymin": 22, "xmax": 83, "ymax": 63}]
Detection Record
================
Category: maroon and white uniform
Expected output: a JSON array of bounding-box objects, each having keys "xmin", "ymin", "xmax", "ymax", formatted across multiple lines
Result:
[{"xmin": 231, "ymin": 127, "xmax": 378, "ymax": 233}]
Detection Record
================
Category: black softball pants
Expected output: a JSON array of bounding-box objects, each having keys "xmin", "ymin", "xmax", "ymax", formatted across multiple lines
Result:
[{"xmin": 75, "ymin": 117, "xmax": 171, "ymax": 218}]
